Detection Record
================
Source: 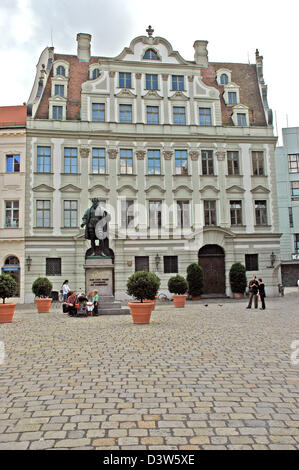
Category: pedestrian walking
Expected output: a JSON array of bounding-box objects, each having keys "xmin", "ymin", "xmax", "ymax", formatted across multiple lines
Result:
[
  {"xmin": 246, "ymin": 275, "xmax": 259, "ymax": 309},
  {"xmin": 258, "ymin": 278, "xmax": 266, "ymax": 310},
  {"xmin": 93, "ymin": 290, "xmax": 99, "ymax": 316},
  {"xmin": 62, "ymin": 280, "xmax": 70, "ymax": 302}
]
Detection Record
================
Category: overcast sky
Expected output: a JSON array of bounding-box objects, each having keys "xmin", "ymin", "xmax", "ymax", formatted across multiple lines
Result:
[{"xmin": 0, "ymin": 0, "xmax": 297, "ymax": 144}]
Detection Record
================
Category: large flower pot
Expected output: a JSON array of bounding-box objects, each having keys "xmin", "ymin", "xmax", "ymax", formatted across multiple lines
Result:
[
  {"xmin": 192, "ymin": 296, "xmax": 201, "ymax": 301},
  {"xmin": 173, "ymin": 295, "xmax": 187, "ymax": 308},
  {"xmin": 144, "ymin": 299, "xmax": 157, "ymax": 311},
  {"xmin": 0, "ymin": 303, "xmax": 16, "ymax": 323},
  {"xmin": 128, "ymin": 302, "xmax": 154, "ymax": 324},
  {"xmin": 233, "ymin": 293, "xmax": 244, "ymax": 300},
  {"xmin": 35, "ymin": 298, "xmax": 52, "ymax": 313}
]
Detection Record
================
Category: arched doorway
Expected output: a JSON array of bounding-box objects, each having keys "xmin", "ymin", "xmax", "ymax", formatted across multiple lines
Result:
[
  {"xmin": 198, "ymin": 245, "xmax": 225, "ymax": 296},
  {"xmin": 2, "ymin": 256, "xmax": 20, "ymax": 297}
]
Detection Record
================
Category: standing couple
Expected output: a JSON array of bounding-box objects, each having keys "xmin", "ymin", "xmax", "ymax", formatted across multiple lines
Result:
[{"xmin": 246, "ymin": 275, "xmax": 266, "ymax": 310}]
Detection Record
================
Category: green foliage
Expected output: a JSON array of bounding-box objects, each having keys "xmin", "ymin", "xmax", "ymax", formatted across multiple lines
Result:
[
  {"xmin": 0, "ymin": 274, "xmax": 17, "ymax": 304},
  {"xmin": 186, "ymin": 263, "xmax": 204, "ymax": 297},
  {"xmin": 168, "ymin": 275, "xmax": 188, "ymax": 295},
  {"xmin": 127, "ymin": 271, "xmax": 160, "ymax": 302},
  {"xmin": 32, "ymin": 277, "xmax": 53, "ymax": 298},
  {"xmin": 229, "ymin": 263, "xmax": 247, "ymax": 294}
]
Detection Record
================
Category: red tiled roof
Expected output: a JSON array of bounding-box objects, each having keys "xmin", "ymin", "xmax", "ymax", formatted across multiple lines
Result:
[
  {"xmin": 36, "ymin": 54, "xmax": 267, "ymax": 127},
  {"xmin": 0, "ymin": 105, "xmax": 27, "ymax": 127}
]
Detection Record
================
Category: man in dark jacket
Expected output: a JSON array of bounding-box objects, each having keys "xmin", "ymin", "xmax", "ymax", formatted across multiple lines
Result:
[
  {"xmin": 258, "ymin": 278, "xmax": 266, "ymax": 310},
  {"xmin": 246, "ymin": 275, "xmax": 259, "ymax": 309}
]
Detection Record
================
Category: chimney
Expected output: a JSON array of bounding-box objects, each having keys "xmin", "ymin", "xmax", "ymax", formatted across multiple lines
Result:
[
  {"xmin": 76, "ymin": 33, "xmax": 91, "ymax": 62},
  {"xmin": 193, "ymin": 40, "xmax": 208, "ymax": 67}
]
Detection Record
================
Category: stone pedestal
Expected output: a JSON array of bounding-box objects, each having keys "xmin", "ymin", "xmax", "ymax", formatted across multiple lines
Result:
[{"xmin": 84, "ymin": 257, "xmax": 129, "ymax": 315}]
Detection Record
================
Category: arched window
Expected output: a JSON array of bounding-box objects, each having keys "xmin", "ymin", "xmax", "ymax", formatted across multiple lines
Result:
[
  {"xmin": 220, "ymin": 73, "xmax": 228, "ymax": 85},
  {"xmin": 92, "ymin": 68, "xmax": 100, "ymax": 79},
  {"xmin": 56, "ymin": 66, "xmax": 65, "ymax": 76},
  {"xmin": 5, "ymin": 256, "xmax": 19, "ymax": 265},
  {"xmin": 143, "ymin": 49, "xmax": 159, "ymax": 60}
]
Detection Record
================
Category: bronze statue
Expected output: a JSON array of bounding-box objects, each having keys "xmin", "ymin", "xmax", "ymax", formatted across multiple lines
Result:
[{"xmin": 81, "ymin": 198, "xmax": 111, "ymax": 256}]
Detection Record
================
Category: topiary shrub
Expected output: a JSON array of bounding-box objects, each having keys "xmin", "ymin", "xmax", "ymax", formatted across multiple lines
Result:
[
  {"xmin": 127, "ymin": 271, "xmax": 160, "ymax": 303},
  {"xmin": 32, "ymin": 277, "xmax": 53, "ymax": 298},
  {"xmin": 0, "ymin": 274, "xmax": 17, "ymax": 304},
  {"xmin": 186, "ymin": 263, "xmax": 204, "ymax": 297},
  {"xmin": 229, "ymin": 263, "xmax": 247, "ymax": 294},
  {"xmin": 168, "ymin": 275, "xmax": 188, "ymax": 295}
]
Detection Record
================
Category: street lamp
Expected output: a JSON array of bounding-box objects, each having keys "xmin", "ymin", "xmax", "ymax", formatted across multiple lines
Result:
[
  {"xmin": 270, "ymin": 252, "xmax": 276, "ymax": 268},
  {"xmin": 155, "ymin": 254, "xmax": 161, "ymax": 271},
  {"xmin": 26, "ymin": 256, "xmax": 32, "ymax": 272}
]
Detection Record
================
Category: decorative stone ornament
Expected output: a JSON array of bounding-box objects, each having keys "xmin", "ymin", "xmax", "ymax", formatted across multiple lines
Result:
[
  {"xmin": 136, "ymin": 150, "xmax": 146, "ymax": 160},
  {"xmin": 163, "ymin": 151, "xmax": 173, "ymax": 161},
  {"xmin": 162, "ymin": 74, "xmax": 169, "ymax": 81},
  {"xmin": 146, "ymin": 25, "xmax": 154, "ymax": 37},
  {"xmin": 189, "ymin": 151, "xmax": 199, "ymax": 161},
  {"xmin": 109, "ymin": 71, "xmax": 116, "ymax": 78},
  {"xmin": 79, "ymin": 147, "xmax": 90, "ymax": 158},
  {"xmin": 136, "ymin": 73, "xmax": 142, "ymax": 80},
  {"xmin": 108, "ymin": 149, "xmax": 118, "ymax": 159},
  {"xmin": 188, "ymin": 76, "xmax": 194, "ymax": 82},
  {"xmin": 216, "ymin": 151, "xmax": 226, "ymax": 161}
]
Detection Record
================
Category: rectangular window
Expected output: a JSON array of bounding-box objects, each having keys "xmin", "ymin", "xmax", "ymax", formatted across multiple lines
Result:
[
  {"xmin": 289, "ymin": 207, "xmax": 294, "ymax": 228},
  {"xmin": 148, "ymin": 150, "xmax": 161, "ymax": 175},
  {"xmin": 64, "ymin": 200, "xmax": 78, "ymax": 228},
  {"xmin": 204, "ymin": 200, "xmax": 216, "ymax": 226},
  {"xmin": 54, "ymin": 84, "xmax": 64, "ymax": 97},
  {"xmin": 172, "ymin": 75, "xmax": 184, "ymax": 90},
  {"xmin": 173, "ymin": 107, "xmax": 186, "ymax": 125},
  {"xmin": 120, "ymin": 149, "xmax": 133, "ymax": 174},
  {"xmin": 201, "ymin": 150, "xmax": 214, "ymax": 175},
  {"xmin": 175, "ymin": 150, "xmax": 188, "ymax": 175},
  {"xmin": 177, "ymin": 201, "xmax": 190, "ymax": 228},
  {"xmin": 92, "ymin": 103, "xmax": 105, "ymax": 122},
  {"xmin": 255, "ymin": 200, "xmax": 267, "ymax": 225},
  {"xmin": 6, "ymin": 155, "xmax": 20, "ymax": 173},
  {"xmin": 199, "ymin": 108, "xmax": 212, "ymax": 126},
  {"xmin": 230, "ymin": 200, "xmax": 242, "ymax": 225},
  {"xmin": 119, "ymin": 72, "xmax": 131, "ymax": 88},
  {"xmin": 147, "ymin": 106, "xmax": 159, "ymax": 124},
  {"xmin": 228, "ymin": 92, "xmax": 237, "ymax": 105},
  {"xmin": 64, "ymin": 148, "xmax": 78, "ymax": 174},
  {"xmin": 92, "ymin": 148, "xmax": 106, "ymax": 174},
  {"xmin": 37, "ymin": 146, "xmax": 51, "ymax": 173},
  {"xmin": 119, "ymin": 104, "xmax": 132, "ymax": 123},
  {"xmin": 291, "ymin": 181, "xmax": 299, "ymax": 197},
  {"xmin": 227, "ymin": 151, "xmax": 240, "ymax": 175},
  {"xmin": 295, "ymin": 234, "xmax": 299, "ymax": 253},
  {"xmin": 36, "ymin": 200, "xmax": 51, "ymax": 228},
  {"xmin": 145, "ymin": 74, "xmax": 158, "ymax": 90},
  {"xmin": 237, "ymin": 113, "xmax": 247, "ymax": 126},
  {"xmin": 164, "ymin": 256, "xmax": 178, "ymax": 273},
  {"xmin": 288, "ymin": 154, "xmax": 299, "ymax": 173},
  {"xmin": 52, "ymin": 106, "xmax": 63, "ymax": 120},
  {"xmin": 135, "ymin": 256, "xmax": 149, "ymax": 272},
  {"xmin": 121, "ymin": 200, "xmax": 134, "ymax": 228},
  {"xmin": 149, "ymin": 200, "xmax": 162, "ymax": 228},
  {"xmin": 4, "ymin": 200, "xmax": 19, "ymax": 228},
  {"xmin": 46, "ymin": 258, "xmax": 61, "ymax": 276},
  {"xmin": 252, "ymin": 151, "xmax": 265, "ymax": 176},
  {"xmin": 245, "ymin": 254, "xmax": 259, "ymax": 271}
]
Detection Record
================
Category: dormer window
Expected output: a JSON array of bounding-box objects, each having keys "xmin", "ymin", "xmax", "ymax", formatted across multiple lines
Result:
[
  {"xmin": 143, "ymin": 49, "xmax": 159, "ymax": 60},
  {"xmin": 55, "ymin": 84, "xmax": 65, "ymax": 97},
  {"xmin": 220, "ymin": 73, "xmax": 228, "ymax": 85},
  {"xmin": 228, "ymin": 92, "xmax": 237, "ymax": 105},
  {"xmin": 237, "ymin": 113, "xmax": 247, "ymax": 126},
  {"xmin": 92, "ymin": 68, "xmax": 100, "ymax": 79},
  {"xmin": 56, "ymin": 66, "xmax": 65, "ymax": 76}
]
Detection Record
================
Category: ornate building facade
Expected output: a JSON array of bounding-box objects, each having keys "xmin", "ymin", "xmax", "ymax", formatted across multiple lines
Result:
[
  {"xmin": 0, "ymin": 105, "xmax": 27, "ymax": 302},
  {"xmin": 25, "ymin": 29, "xmax": 280, "ymax": 301}
]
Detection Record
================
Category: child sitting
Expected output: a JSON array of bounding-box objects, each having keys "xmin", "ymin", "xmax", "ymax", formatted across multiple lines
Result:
[{"xmin": 86, "ymin": 292, "xmax": 94, "ymax": 315}]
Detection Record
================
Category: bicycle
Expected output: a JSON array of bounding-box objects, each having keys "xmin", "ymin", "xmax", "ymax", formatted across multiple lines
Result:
[{"xmin": 158, "ymin": 292, "xmax": 171, "ymax": 302}]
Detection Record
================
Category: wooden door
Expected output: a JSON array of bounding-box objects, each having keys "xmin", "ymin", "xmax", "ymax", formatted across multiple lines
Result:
[{"xmin": 198, "ymin": 246, "xmax": 225, "ymax": 295}]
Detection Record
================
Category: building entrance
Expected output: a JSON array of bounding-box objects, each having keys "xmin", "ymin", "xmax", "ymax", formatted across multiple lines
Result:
[{"xmin": 198, "ymin": 245, "xmax": 225, "ymax": 296}]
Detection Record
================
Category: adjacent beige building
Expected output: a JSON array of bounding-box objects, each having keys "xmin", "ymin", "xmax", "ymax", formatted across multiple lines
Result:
[
  {"xmin": 25, "ymin": 29, "xmax": 280, "ymax": 302},
  {"xmin": 0, "ymin": 105, "xmax": 26, "ymax": 303}
]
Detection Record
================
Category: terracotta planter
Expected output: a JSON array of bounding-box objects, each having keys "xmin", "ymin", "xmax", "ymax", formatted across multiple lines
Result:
[
  {"xmin": 128, "ymin": 302, "xmax": 154, "ymax": 324},
  {"xmin": 144, "ymin": 299, "xmax": 157, "ymax": 311},
  {"xmin": 192, "ymin": 296, "xmax": 201, "ymax": 301},
  {"xmin": 233, "ymin": 293, "xmax": 244, "ymax": 300},
  {"xmin": 35, "ymin": 298, "xmax": 52, "ymax": 313},
  {"xmin": 0, "ymin": 303, "xmax": 16, "ymax": 323},
  {"xmin": 173, "ymin": 295, "xmax": 187, "ymax": 308}
]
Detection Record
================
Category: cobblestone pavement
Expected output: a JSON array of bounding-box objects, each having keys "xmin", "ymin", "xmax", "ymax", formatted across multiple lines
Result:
[{"xmin": 0, "ymin": 293, "xmax": 298, "ymax": 450}]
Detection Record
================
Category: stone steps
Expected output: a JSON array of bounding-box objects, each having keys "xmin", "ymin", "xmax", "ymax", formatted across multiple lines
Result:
[{"xmin": 98, "ymin": 307, "xmax": 130, "ymax": 315}]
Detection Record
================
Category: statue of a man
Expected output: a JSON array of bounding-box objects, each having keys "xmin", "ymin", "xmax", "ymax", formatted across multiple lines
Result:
[{"xmin": 81, "ymin": 198, "xmax": 111, "ymax": 256}]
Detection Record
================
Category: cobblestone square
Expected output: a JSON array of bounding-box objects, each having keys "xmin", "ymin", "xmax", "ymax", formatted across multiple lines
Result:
[{"xmin": 0, "ymin": 292, "xmax": 298, "ymax": 450}]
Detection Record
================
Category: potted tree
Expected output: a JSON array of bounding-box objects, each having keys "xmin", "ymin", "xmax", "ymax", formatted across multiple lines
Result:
[
  {"xmin": 229, "ymin": 263, "xmax": 247, "ymax": 299},
  {"xmin": 0, "ymin": 274, "xmax": 18, "ymax": 323},
  {"xmin": 187, "ymin": 263, "xmax": 204, "ymax": 300},
  {"xmin": 32, "ymin": 277, "xmax": 53, "ymax": 313},
  {"xmin": 127, "ymin": 271, "xmax": 160, "ymax": 324},
  {"xmin": 144, "ymin": 272, "xmax": 161, "ymax": 311},
  {"xmin": 168, "ymin": 275, "xmax": 188, "ymax": 308}
]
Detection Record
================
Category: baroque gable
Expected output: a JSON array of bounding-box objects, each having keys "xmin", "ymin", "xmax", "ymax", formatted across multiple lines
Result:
[
  {"xmin": 32, "ymin": 184, "xmax": 55, "ymax": 193},
  {"xmin": 251, "ymin": 185, "xmax": 270, "ymax": 194},
  {"xmin": 59, "ymin": 184, "xmax": 82, "ymax": 193},
  {"xmin": 226, "ymin": 185, "xmax": 246, "ymax": 194}
]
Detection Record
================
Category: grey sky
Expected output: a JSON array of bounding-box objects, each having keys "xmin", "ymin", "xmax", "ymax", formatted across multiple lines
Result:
[{"xmin": 0, "ymin": 0, "xmax": 297, "ymax": 143}]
